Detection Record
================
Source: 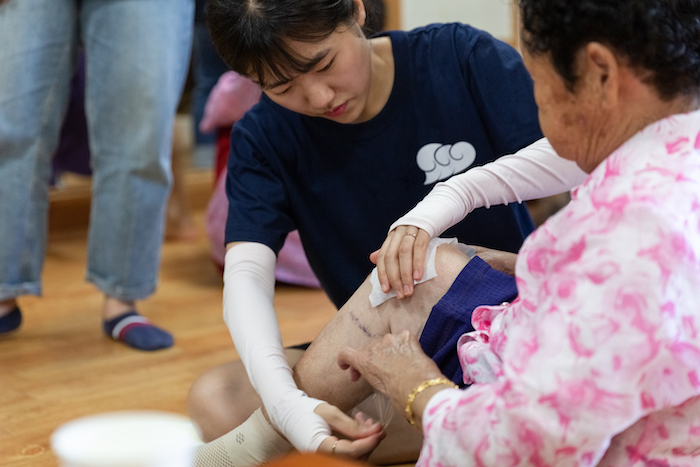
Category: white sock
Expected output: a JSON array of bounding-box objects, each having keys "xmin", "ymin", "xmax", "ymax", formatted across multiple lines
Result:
[{"xmin": 189, "ymin": 408, "xmax": 293, "ymax": 467}]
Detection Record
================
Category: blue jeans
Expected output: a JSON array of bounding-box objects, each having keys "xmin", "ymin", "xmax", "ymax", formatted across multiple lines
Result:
[
  {"xmin": 0, "ymin": 0, "xmax": 194, "ymax": 301},
  {"xmin": 192, "ymin": 19, "xmax": 229, "ymax": 146}
]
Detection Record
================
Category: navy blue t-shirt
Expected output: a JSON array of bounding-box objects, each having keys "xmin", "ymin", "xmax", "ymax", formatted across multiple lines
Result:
[{"xmin": 225, "ymin": 23, "xmax": 543, "ymax": 308}]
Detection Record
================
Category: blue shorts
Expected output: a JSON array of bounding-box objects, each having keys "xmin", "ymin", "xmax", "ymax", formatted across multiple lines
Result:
[{"xmin": 419, "ymin": 256, "xmax": 518, "ymax": 386}]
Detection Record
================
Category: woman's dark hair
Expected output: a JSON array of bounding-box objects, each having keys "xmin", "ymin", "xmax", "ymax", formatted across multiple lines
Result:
[
  {"xmin": 518, "ymin": 0, "xmax": 700, "ymax": 99},
  {"xmin": 206, "ymin": 0, "xmax": 383, "ymax": 88}
]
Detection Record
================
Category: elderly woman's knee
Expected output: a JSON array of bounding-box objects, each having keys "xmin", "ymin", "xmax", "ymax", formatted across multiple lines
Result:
[
  {"xmin": 188, "ymin": 364, "xmax": 229, "ymax": 406},
  {"xmin": 434, "ymin": 242, "xmax": 473, "ymax": 275},
  {"xmin": 187, "ymin": 362, "xmax": 260, "ymax": 441}
]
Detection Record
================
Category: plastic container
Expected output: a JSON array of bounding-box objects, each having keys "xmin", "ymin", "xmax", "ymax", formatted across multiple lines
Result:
[{"xmin": 51, "ymin": 411, "xmax": 202, "ymax": 467}]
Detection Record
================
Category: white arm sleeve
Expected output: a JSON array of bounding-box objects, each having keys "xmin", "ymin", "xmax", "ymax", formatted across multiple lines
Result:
[
  {"xmin": 223, "ymin": 243, "xmax": 329, "ymax": 452},
  {"xmin": 389, "ymin": 138, "xmax": 588, "ymax": 237}
]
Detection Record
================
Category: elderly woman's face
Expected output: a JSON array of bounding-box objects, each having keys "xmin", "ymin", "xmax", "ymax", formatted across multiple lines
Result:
[{"xmin": 522, "ymin": 49, "xmax": 604, "ymax": 173}]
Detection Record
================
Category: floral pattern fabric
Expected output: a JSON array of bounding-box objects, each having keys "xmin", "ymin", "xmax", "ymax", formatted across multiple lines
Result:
[{"xmin": 420, "ymin": 111, "xmax": 700, "ymax": 466}]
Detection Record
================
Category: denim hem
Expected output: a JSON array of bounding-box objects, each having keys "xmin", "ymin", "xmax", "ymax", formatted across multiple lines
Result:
[
  {"xmin": 0, "ymin": 283, "xmax": 42, "ymax": 300},
  {"xmin": 86, "ymin": 273, "xmax": 157, "ymax": 301}
]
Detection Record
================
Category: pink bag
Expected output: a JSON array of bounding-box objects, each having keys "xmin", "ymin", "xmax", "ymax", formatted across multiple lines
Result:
[
  {"xmin": 199, "ymin": 71, "xmax": 262, "ymax": 133},
  {"xmin": 202, "ymin": 71, "xmax": 320, "ymax": 288}
]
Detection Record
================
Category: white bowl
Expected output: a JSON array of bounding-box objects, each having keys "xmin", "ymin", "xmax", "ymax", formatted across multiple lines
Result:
[{"xmin": 51, "ymin": 411, "xmax": 202, "ymax": 467}]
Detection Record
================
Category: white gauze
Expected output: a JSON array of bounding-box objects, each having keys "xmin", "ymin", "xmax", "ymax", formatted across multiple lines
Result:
[{"xmin": 369, "ymin": 237, "xmax": 474, "ymax": 307}]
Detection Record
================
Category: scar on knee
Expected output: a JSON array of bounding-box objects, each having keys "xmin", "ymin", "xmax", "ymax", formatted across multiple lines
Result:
[{"xmin": 349, "ymin": 311, "xmax": 374, "ymax": 338}]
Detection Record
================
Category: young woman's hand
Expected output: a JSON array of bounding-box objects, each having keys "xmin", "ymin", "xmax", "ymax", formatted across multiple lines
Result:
[
  {"xmin": 370, "ymin": 225, "xmax": 431, "ymax": 299},
  {"xmin": 314, "ymin": 404, "xmax": 385, "ymax": 460}
]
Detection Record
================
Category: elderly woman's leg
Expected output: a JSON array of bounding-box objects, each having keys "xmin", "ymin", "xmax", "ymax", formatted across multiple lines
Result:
[
  {"xmin": 188, "ymin": 350, "xmax": 305, "ymax": 442},
  {"xmin": 189, "ymin": 243, "xmax": 471, "ymax": 465},
  {"xmin": 293, "ymin": 243, "xmax": 471, "ymax": 411},
  {"xmin": 188, "ymin": 357, "xmax": 424, "ymax": 464}
]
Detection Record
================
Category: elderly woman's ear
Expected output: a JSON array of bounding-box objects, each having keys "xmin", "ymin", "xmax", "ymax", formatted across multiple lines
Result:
[{"xmin": 580, "ymin": 42, "xmax": 620, "ymax": 107}]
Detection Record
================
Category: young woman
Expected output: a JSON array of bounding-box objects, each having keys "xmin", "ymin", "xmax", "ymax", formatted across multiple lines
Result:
[{"xmin": 188, "ymin": 0, "xmax": 584, "ymax": 463}]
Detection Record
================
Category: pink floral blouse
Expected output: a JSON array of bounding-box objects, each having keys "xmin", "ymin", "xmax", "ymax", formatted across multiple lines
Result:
[{"xmin": 420, "ymin": 111, "xmax": 700, "ymax": 466}]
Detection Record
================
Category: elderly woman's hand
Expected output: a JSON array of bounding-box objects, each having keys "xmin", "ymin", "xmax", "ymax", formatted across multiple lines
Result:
[
  {"xmin": 338, "ymin": 331, "xmax": 451, "ymax": 428},
  {"xmin": 369, "ymin": 225, "xmax": 432, "ymax": 299}
]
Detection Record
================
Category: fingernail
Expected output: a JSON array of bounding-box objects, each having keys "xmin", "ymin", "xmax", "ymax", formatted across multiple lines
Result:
[
  {"xmin": 395, "ymin": 289, "xmax": 403, "ymax": 299},
  {"xmin": 403, "ymin": 285, "xmax": 411, "ymax": 296},
  {"xmin": 414, "ymin": 270, "xmax": 420, "ymax": 280}
]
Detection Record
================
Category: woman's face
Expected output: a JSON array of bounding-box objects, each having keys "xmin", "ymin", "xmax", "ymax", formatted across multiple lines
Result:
[
  {"xmin": 259, "ymin": 24, "xmax": 374, "ymax": 124},
  {"xmin": 522, "ymin": 48, "xmax": 606, "ymax": 173}
]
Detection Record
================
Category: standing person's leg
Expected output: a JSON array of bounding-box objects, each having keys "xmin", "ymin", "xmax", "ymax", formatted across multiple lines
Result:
[
  {"xmin": 191, "ymin": 1, "xmax": 229, "ymax": 150},
  {"xmin": 0, "ymin": 0, "xmax": 78, "ymax": 333},
  {"xmin": 80, "ymin": 0, "xmax": 194, "ymax": 350}
]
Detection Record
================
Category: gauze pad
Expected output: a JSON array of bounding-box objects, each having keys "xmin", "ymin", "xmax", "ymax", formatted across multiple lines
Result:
[{"xmin": 369, "ymin": 237, "xmax": 474, "ymax": 307}]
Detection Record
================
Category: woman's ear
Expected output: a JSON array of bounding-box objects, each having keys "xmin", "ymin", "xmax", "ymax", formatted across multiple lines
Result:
[
  {"xmin": 582, "ymin": 42, "xmax": 620, "ymax": 107},
  {"xmin": 353, "ymin": 0, "xmax": 367, "ymax": 28}
]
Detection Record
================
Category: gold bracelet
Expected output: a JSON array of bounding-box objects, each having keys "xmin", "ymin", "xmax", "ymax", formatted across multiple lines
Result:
[{"xmin": 404, "ymin": 377, "xmax": 458, "ymax": 428}]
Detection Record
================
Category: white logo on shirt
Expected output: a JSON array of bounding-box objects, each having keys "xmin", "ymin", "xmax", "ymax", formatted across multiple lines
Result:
[{"xmin": 416, "ymin": 142, "xmax": 477, "ymax": 185}]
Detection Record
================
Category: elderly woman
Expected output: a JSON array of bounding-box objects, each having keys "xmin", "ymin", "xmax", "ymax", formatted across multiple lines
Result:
[{"xmin": 340, "ymin": 0, "xmax": 700, "ymax": 464}]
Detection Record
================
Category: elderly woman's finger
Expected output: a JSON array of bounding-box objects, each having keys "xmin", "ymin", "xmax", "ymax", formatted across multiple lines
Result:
[
  {"xmin": 338, "ymin": 347, "xmax": 365, "ymax": 382},
  {"xmin": 339, "ymin": 332, "xmax": 449, "ymax": 417}
]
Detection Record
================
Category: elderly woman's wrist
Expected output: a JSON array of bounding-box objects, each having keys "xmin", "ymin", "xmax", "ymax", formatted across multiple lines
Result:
[{"xmin": 404, "ymin": 377, "xmax": 458, "ymax": 429}]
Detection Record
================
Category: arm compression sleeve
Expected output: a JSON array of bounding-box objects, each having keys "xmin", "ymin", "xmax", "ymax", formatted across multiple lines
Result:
[
  {"xmin": 389, "ymin": 138, "xmax": 588, "ymax": 236},
  {"xmin": 223, "ymin": 243, "xmax": 329, "ymax": 452}
]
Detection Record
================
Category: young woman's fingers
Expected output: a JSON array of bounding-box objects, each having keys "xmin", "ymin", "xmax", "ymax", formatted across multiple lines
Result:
[
  {"xmin": 393, "ymin": 228, "xmax": 431, "ymax": 298},
  {"xmin": 372, "ymin": 231, "xmax": 395, "ymax": 293},
  {"xmin": 397, "ymin": 227, "xmax": 419, "ymax": 296},
  {"xmin": 373, "ymin": 227, "xmax": 404, "ymax": 297},
  {"xmin": 353, "ymin": 410, "xmax": 375, "ymax": 426},
  {"xmin": 342, "ymin": 431, "xmax": 386, "ymax": 461},
  {"xmin": 314, "ymin": 403, "xmax": 383, "ymax": 440},
  {"xmin": 369, "ymin": 248, "xmax": 380, "ymax": 265},
  {"xmin": 411, "ymin": 229, "xmax": 431, "ymax": 282},
  {"xmin": 383, "ymin": 227, "xmax": 407, "ymax": 297},
  {"xmin": 372, "ymin": 226, "xmax": 429, "ymax": 299},
  {"xmin": 317, "ymin": 432, "xmax": 385, "ymax": 461}
]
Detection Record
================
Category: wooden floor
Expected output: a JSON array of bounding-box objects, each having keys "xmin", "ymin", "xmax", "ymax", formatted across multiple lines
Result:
[{"xmin": 0, "ymin": 179, "xmax": 337, "ymax": 466}]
